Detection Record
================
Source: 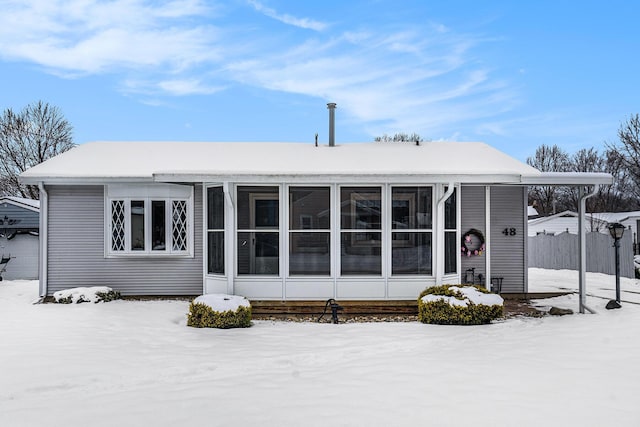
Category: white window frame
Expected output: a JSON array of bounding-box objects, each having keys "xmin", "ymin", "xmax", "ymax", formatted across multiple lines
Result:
[
  {"xmin": 287, "ymin": 184, "xmax": 332, "ymax": 277},
  {"xmin": 389, "ymin": 185, "xmax": 434, "ymax": 277},
  {"xmin": 105, "ymin": 184, "xmax": 194, "ymax": 257}
]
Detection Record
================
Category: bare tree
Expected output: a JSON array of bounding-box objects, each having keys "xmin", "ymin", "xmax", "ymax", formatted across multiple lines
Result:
[
  {"xmin": 565, "ymin": 147, "xmax": 604, "ymax": 212},
  {"xmin": 527, "ymin": 144, "xmax": 570, "ymax": 215},
  {"xmin": 597, "ymin": 148, "xmax": 639, "ymax": 211},
  {"xmin": 0, "ymin": 101, "xmax": 74, "ymax": 199},
  {"xmin": 564, "ymin": 147, "xmax": 638, "ymax": 213},
  {"xmin": 374, "ymin": 132, "xmax": 426, "ymax": 143},
  {"xmin": 609, "ymin": 114, "xmax": 640, "ymax": 200}
]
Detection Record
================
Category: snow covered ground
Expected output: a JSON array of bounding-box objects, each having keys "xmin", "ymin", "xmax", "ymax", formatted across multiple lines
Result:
[{"xmin": 1, "ymin": 269, "xmax": 639, "ymax": 427}]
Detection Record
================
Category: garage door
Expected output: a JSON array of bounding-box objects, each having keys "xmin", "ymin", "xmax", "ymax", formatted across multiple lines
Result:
[{"xmin": 0, "ymin": 235, "xmax": 39, "ymax": 280}]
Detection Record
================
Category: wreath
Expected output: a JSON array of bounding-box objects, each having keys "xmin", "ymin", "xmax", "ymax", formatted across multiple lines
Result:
[{"xmin": 461, "ymin": 228, "xmax": 485, "ymax": 256}]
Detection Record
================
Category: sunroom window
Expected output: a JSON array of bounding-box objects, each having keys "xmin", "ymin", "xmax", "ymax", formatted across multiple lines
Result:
[
  {"xmin": 289, "ymin": 186, "xmax": 330, "ymax": 276},
  {"xmin": 444, "ymin": 187, "xmax": 457, "ymax": 274},
  {"xmin": 207, "ymin": 187, "xmax": 225, "ymax": 274},
  {"xmin": 340, "ymin": 187, "xmax": 382, "ymax": 275},
  {"xmin": 106, "ymin": 184, "xmax": 193, "ymax": 256},
  {"xmin": 237, "ymin": 186, "xmax": 280, "ymax": 275},
  {"xmin": 391, "ymin": 186, "xmax": 433, "ymax": 275}
]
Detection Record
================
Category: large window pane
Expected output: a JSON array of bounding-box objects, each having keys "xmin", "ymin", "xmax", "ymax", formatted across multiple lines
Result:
[
  {"xmin": 207, "ymin": 187, "xmax": 224, "ymax": 230},
  {"xmin": 131, "ymin": 200, "xmax": 145, "ymax": 251},
  {"xmin": 341, "ymin": 187, "xmax": 381, "ymax": 230},
  {"xmin": 289, "ymin": 187, "xmax": 330, "ymax": 230},
  {"xmin": 237, "ymin": 186, "xmax": 280, "ymax": 275},
  {"xmin": 289, "ymin": 233, "xmax": 330, "ymax": 275},
  {"xmin": 207, "ymin": 187, "xmax": 225, "ymax": 275},
  {"xmin": 392, "ymin": 187, "xmax": 432, "ymax": 229},
  {"xmin": 151, "ymin": 201, "xmax": 166, "ymax": 251},
  {"xmin": 392, "ymin": 233, "xmax": 432, "ymax": 275},
  {"xmin": 237, "ymin": 232, "xmax": 279, "ymax": 275},
  {"xmin": 340, "ymin": 232, "xmax": 381, "ymax": 275},
  {"xmin": 444, "ymin": 188, "xmax": 457, "ymax": 230},
  {"xmin": 237, "ymin": 186, "xmax": 279, "ymax": 230},
  {"xmin": 208, "ymin": 231, "xmax": 225, "ymax": 274},
  {"xmin": 444, "ymin": 231, "xmax": 457, "ymax": 274}
]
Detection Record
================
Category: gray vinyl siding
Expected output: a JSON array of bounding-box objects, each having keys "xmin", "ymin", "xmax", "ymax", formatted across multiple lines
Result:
[
  {"xmin": 490, "ymin": 186, "xmax": 526, "ymax": 293},
  {"xmin": 46, "ymin": 185, "xmax": 203, "ymax": 296},
  {"xmin": 0, "ymin": 203, "xmax": 39, "ymax": 230},
  {"xmin": 460, "ymin": 186, "xmax": 486, "ymax": 284}
]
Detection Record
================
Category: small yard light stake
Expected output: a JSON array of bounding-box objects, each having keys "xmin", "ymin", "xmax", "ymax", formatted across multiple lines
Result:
[{"xmin": 606, "ymin": 222, "xmax": 625, "ymax": 310}]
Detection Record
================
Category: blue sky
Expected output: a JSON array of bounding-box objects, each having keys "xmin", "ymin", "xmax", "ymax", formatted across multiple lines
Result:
[{"xmin": 0, "ymin": 0, "xmax": 638, "ymax": 161}]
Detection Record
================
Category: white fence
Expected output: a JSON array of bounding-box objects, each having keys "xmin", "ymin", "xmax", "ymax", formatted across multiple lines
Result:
[{"xmin": 528, "ymin": 232, "xmax": 635, "ymax": 278}]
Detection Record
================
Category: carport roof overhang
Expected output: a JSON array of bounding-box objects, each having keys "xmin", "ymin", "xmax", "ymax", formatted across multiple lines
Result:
[{"xmin": 520, "ymin": 172, "xmax": 614, "ymax": 186}]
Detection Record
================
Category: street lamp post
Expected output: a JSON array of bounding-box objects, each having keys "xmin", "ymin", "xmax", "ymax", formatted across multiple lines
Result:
[{"xmin": 606, "ymin": 222, "xmax": 625, "ymax": 310}]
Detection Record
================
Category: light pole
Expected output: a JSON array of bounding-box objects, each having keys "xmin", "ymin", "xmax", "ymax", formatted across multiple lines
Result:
[{"xmin": 606, "ymin": 222, "xmax": 625, "ymax": 310}]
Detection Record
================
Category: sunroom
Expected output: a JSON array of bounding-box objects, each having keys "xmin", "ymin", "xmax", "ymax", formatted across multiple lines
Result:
[{"xmin": 202, "ymin": 182, "xmax": 458, "ymax": 300}]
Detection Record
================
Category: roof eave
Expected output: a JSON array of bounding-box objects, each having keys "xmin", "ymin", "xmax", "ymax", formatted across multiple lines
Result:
[
  {"xmin": 19, "ymin": 176, "xmax": 155, "ymax": 185},
  {"xmin": 153, "ymin": 172, "xmax": 526, "ymax": 184},
  {"xmin": 521, "ymin": 172, "xmax": 614, "ymax": 186}
]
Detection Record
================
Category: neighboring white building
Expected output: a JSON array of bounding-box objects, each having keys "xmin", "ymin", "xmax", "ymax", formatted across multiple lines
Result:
[
  {"xmin": 528, "ymin": 210, "xmax": 640, "ymax": 242},
  {"xmin": 0, "ymin": 196, "xmax": 40, "ymax": 280},
  {"xmin": 527, "ymin": 210, "xmax": 608, "ymax": 236},
  {"xmin": 589, "ymin": 211, "xmax": 640, "ymax": 243}
]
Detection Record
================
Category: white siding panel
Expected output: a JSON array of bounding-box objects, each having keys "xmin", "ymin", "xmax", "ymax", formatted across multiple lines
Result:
[{"xmin": 47, "ymin": 185, "xmax": 203, "ymax": 296}]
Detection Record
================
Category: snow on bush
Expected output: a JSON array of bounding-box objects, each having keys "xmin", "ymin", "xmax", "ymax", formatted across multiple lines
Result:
[
  {"xmin": 418, "ymin": 285, "xmax": 504, "ymax": 325},
  {"xmin": 53, "ymin": 287, "xmax": 122, "ymax": 304},
  {"xmin": 187, "ymin": 294, "xmax": 252, "ymax": 329}
]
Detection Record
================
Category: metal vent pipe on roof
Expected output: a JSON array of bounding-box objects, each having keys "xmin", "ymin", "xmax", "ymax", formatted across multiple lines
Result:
[{"xmin": 327, "ymin": 102, "xmax": 336, "ymax": 146}]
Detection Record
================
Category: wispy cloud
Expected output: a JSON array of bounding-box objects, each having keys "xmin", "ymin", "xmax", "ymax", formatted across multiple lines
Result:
[
  {"xmin": 0, "ymin": 0, "xmax": 516, "ymax": 137},
  {"xmin": 247, "ymin": 0, "xmax": 328, "ymax": 31},
  {"xmin": 0, "ymin": 0, "xmax": 220, "ymax": 74},
  {"xmin": 227, "ymin": 29, "xmax": 516, "ymax": 139},
  {"xmin": 122, "ymin": 78, "xmax": 226, "ymax": 96}
]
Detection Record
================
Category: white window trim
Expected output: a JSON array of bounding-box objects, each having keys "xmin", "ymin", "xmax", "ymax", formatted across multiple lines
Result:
[
  {"xmin": 105, "ymin": 184, "xmax": 194, "ymax": 257},
  {"xmin": 389, "ymin": 184, "xmax": 435, "ymax": 277},
  {"xmin": 286, "ymin": 184, "xmax": 332, "ymax": 278},
  {"xmin": 206, "ymin": 185, "xmax": 226, "ymax": 276}
]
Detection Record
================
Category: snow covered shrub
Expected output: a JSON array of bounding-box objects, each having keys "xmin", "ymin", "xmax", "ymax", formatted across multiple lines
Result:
[
  {"xmin": 418, "ymin": 285, "xmax": 503, "ymax": 325},
  {"xmin": 53, "ymin": 287, "xmax": 121, "ymax": 304},
  {"xmin": 187, "ymin": 294, "xmax": 252, "ymax": 329}
]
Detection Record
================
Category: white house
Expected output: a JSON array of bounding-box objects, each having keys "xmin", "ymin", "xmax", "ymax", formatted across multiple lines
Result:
[{"xmin": 20, "ymin": 134, "xmax": 612, "ymax": 305}]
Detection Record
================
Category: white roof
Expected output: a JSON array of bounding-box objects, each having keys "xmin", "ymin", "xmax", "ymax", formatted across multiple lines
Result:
[
  {"xmin": 20, "ymin": 141, "xmax": 613, "ymax": 185},
  {"xmin": 589, "ymin": 211, "xmax": 640, "ymax": 223},
  {"xmin": 0, "ymin": 196, "xmax": 40, "ymax": 211},
  {"xmin": 527, "ymin": 211, "xmax": 609, "ymax": 236}
]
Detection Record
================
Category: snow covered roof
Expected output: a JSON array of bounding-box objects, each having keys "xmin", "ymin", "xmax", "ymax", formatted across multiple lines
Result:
[
  {"xmin": 589, "ymin": 211, "xmax": 640, "ymax": 223},
  {"xmin": 0, "ymin": 196, "xmax": 40, "ymax": 212},
  {"xmin": 20, "ymin": 141, "xmax": 614, "ymax": 185}
]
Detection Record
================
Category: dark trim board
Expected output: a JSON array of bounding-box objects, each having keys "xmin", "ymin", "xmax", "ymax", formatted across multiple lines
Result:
[{"xmin": 250, "ymin": 300, "xmax": 419, "ymax": 316}]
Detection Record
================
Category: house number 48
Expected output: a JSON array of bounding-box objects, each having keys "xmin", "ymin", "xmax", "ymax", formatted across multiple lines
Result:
[{"xmin": 502, "ymin": 228, "xmax": 517, "ymax": 236}]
